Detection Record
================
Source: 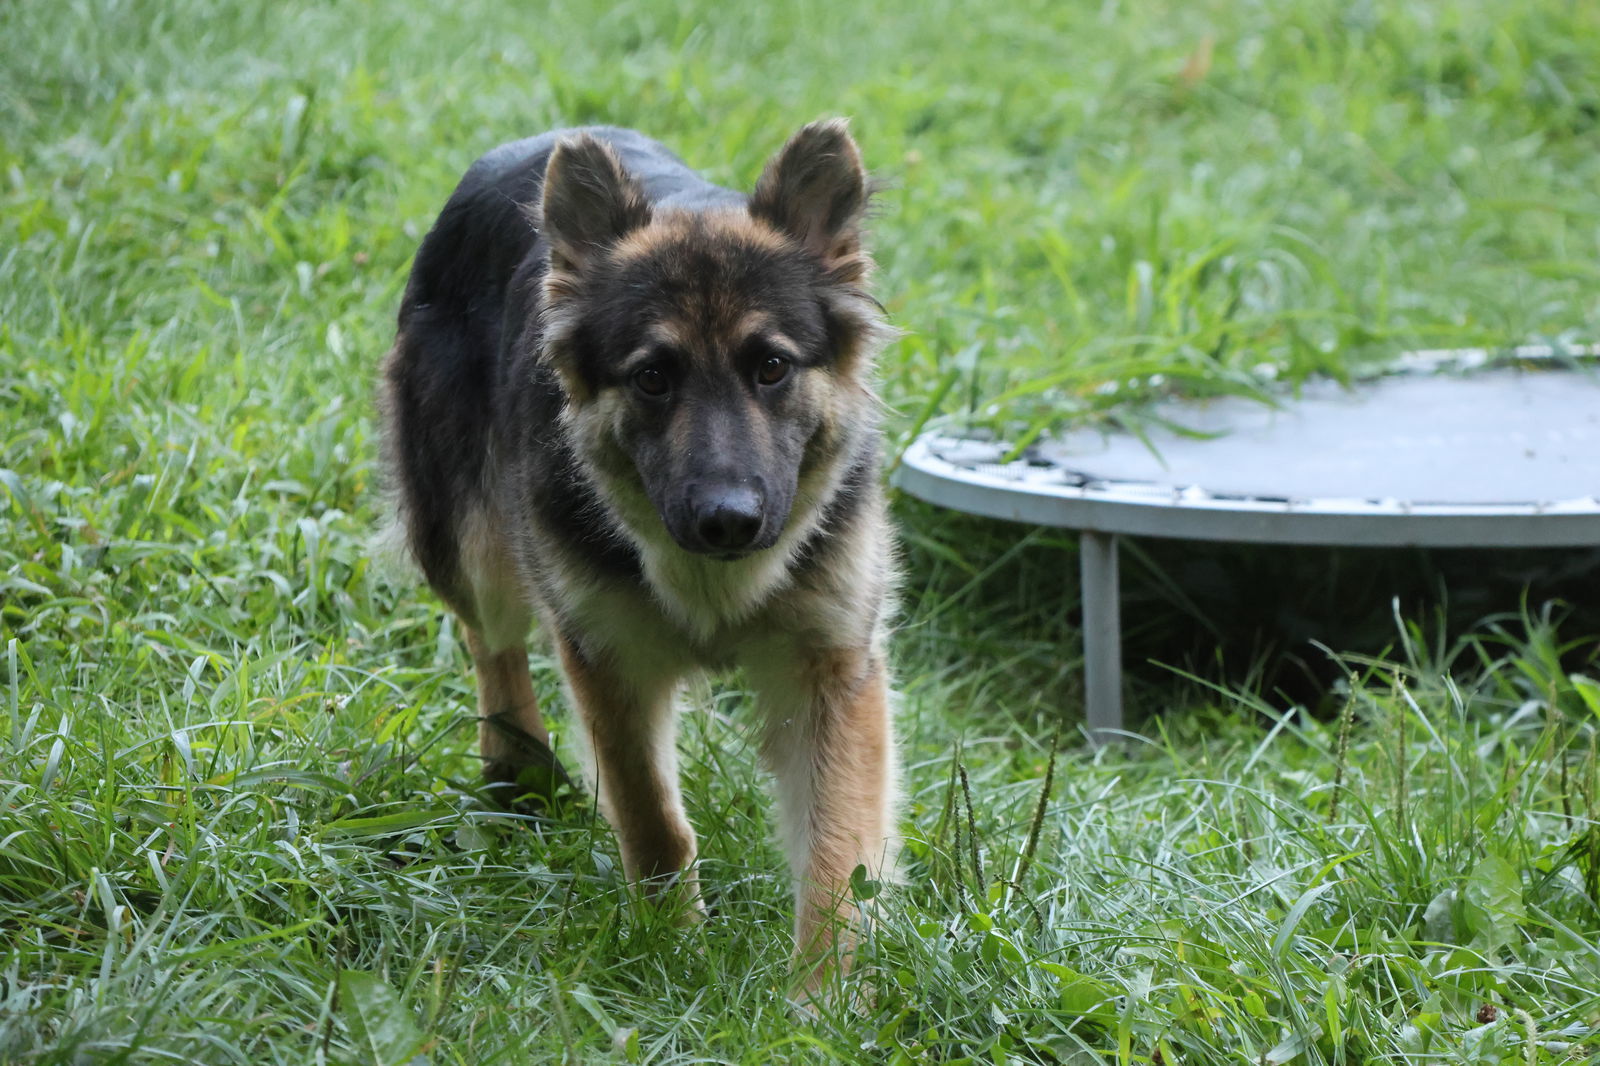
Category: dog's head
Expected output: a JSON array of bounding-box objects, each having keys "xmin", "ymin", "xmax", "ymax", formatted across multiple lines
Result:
[{"xmin": 536, "ymin": 120, "xmax": 891, "ymax": 559}]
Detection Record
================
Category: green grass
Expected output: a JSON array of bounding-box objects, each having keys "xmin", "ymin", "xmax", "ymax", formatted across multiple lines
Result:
[{"xmin": 3, "ymin": 0, "xmax": 1599, "ymax": 1062}]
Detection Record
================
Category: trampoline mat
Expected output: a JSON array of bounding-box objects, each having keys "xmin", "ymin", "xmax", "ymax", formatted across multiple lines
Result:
[{"xmin": 1033, "ymin": 367, "xmax": 1600, "ymax": 506}]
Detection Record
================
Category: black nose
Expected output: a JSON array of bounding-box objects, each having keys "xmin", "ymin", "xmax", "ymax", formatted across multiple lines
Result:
[{"xmin": 694, "ymin": 486, "xmax": 764, "ymax": 553}]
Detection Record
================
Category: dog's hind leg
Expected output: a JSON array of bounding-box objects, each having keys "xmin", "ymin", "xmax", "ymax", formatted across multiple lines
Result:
[
  {"xmin": 556, "ymin": 635, "xmax": 700, "ymax": 910},
  {"xmin": 455, "ymin": 510, "xmax": 573, "ymax": 807},
  {"xmin": 465, "ymin": 629, "xmax": 573, "ymax": 806},
  {"xmin": 750, "ymin": 644, "xmax": 898, "ymax": 994}
]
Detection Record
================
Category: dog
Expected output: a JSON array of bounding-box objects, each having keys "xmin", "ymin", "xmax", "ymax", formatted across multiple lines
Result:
[{"xmin": 379, "ymin": 120, "xmax": 899, "ymax": 988}]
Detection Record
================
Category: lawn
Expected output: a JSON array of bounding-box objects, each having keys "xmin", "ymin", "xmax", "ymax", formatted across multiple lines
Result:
[{"xmin": 3, "ymin": 0, "xmax": 1600, "ymax": 1062}]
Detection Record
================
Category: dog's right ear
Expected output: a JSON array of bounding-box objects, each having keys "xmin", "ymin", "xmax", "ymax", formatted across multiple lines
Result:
[
  {"xmin": 540, "ymin": 135, "xmax": 651, "ymax": 274},
  {"xmin": 749, "ymin": 118, "xmax": 869, "ymax": 272}
]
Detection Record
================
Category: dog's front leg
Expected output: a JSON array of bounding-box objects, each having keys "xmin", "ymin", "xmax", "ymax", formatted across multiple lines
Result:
[
  {"xmin": 556, "ymin": 635, "xmax": 699, "ymax": 907},
  {"xmin": 750, "ymin": 643, "xmax": 897, "ymax": 990}
]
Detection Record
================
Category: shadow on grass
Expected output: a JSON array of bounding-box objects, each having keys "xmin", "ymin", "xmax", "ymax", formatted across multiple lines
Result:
[{"xmin": 895, "ymin": 495, "xmax": 1600, "ymax": 727}]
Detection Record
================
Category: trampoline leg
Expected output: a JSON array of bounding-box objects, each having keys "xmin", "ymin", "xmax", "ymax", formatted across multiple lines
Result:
[{"xmin": 1079, "ymin": 530, "xmax": 1124, "ymax": 745}]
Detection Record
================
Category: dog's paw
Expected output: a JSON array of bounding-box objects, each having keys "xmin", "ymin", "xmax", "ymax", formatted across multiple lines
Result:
[{"xmin": 481, "ymin": 740, "xmax": 583, "ymax": 817}]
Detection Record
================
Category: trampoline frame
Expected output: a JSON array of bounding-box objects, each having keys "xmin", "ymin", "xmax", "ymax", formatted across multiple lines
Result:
[{"xmin": 893, "ymin": 346, "xmax": 1600, "ymax": 743}]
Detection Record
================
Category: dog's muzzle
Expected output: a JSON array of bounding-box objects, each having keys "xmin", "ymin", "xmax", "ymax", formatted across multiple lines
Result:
[{"xmin": 689, "ymin": 484, "xmax": 765, "ymax": 556}]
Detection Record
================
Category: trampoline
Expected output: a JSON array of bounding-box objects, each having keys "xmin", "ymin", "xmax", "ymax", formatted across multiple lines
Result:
[{"xmin": 894, "ymin": 347, "xmax": 1600, "ymax": 742}]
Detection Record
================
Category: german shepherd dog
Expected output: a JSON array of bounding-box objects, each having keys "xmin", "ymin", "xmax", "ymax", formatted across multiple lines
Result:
[{"xmin": 380, "ymin": 120, "xmax": 898, "ymax": 986}]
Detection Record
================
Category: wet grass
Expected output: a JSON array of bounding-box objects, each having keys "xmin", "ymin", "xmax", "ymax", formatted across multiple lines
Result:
[{"xmin": 3, "ymin": 0, "xmax": 1599, "ymax": 1061}]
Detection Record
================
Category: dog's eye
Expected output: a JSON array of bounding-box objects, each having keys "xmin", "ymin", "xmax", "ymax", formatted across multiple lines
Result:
[
  {"xmin": 756, "ymin": 355, "xmax": 790, "ymax": 386},
  {"xmin": 634, "ymin": 366, "xmax": 670, "ymax": 397}
]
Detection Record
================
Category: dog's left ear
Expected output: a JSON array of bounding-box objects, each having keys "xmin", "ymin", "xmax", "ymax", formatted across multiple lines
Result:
[
  {"xmin": 541, "ymin": 134, "xmax": 652, "ymax": 275},
  {"xmin": 749, "ymin": 119, "xmax": 869, "ymax": 270}
]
